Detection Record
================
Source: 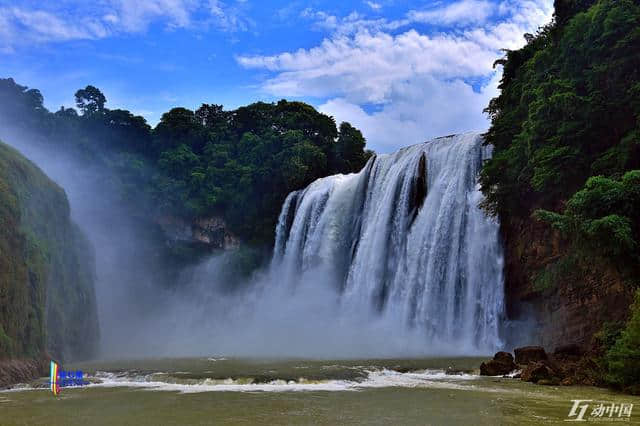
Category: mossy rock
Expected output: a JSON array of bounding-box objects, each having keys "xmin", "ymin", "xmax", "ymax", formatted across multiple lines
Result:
[{"xmin": 0, "ymin": 141, "xmax": 99, "ymax": 361}]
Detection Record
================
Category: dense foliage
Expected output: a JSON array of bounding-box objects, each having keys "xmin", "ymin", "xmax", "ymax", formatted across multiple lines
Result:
[
  {"xmin": 606, "ymin": 289, "xmax": 640, "ymax": 392},
  {"xmin": 481, "ymin": 0, "xmax": 640, "ymax": 271},
  {"xmin": 0, "ymin": 142, "xmax": 98, "ymax": 361},
  {"xmin": 481, "ymin": 0, "xmax": 640, "ymax": 391},
  {"xmin": 534, "ymin": 170, "xmax": 640, "ymax": 260},
  {"xmin": 0, "ymin": 78, "xmax": 371, "ymax": 244}
]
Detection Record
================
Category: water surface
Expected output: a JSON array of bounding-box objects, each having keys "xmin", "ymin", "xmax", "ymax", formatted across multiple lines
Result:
[{"xmin": 2, "ymin": 357, "xmax": 638, "ymax": 425}]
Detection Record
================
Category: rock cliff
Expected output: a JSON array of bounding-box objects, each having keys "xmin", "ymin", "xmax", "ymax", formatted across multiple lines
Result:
[
  {"xmin": 502, "ymin": 216, "xmax": 633, "ymax": 349},
  {"xmin": 0, "ymin": 141, "xmax": 99, "ymax": 367},
  {"xmin": 156, "ymin": 214, "xmax": 239, "ymax": 250}
]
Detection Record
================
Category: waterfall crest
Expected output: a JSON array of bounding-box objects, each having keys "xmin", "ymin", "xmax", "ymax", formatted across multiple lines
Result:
[{"xmin": 270, "ymin": 133, "xmax": 504, "ymax": 353}]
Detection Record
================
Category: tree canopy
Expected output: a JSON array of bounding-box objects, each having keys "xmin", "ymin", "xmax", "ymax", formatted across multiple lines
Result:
[
  {"xmin": 481, "ymin": 0, "xmax": 640, "ymax": 272},
  {"xmin": 0, "ymin": 78, "xmax": 372, "ymax": 244}
]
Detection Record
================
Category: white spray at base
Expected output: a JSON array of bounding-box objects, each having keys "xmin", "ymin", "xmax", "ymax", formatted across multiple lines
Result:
[
  {"xmin": 87, "ymin": 369, "xmax": 482, "ymax": 393},
  {"xmin": 265, "ymin": 133, "xmax": 505, "ymax": 354}
]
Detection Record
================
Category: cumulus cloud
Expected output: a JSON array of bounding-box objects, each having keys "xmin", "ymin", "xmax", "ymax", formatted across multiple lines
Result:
[
  {"xmin": 238, "ymin": 0, "xmax": 553, "ymax": 152},
  {"xmin": 319, "ymin": 73, "xmax": 501, "ymax": 152},
  {"xmin": 238, "ymin": 30, "xmax": 498, "ymax": 104}
]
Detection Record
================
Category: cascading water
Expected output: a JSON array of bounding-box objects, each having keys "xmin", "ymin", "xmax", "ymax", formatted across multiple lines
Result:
[
  {"xmin": 78, "ymin": 132, "xmax": 505, "ymax": 358},
  {"xmin": 269, "ymin": 133, "xmax": 504, "ymax": 353}
]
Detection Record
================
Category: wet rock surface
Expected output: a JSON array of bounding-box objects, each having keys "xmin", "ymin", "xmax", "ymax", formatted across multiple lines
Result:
[
  {"xmin": 480, "ymin": 351, "xmax": 517, "ymax": 376},
  {"xmin": 481, "ymin": 345, "xmax": 606, "ymax": 387},
  {"xmin": 521, "ymin": 361, "xmax": 556, "ymax": 383},
  {"xmin": 0, "ymin": 357, "xmax": 48, "ymax": 389},
  {"xmin": 514, "ymin": 346, "xmax": 548, "ymax": 365}
]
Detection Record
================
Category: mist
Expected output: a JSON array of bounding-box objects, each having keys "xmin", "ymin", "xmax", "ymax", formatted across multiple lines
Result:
[
  {"xmin": 0, "ymin": 126, "xmax": 175, "ymax": 355},
  {"xmin": 0, "ymin": 127, "xmax": 434, "ymax": 360},
  {"xmin": 0, "ymin": 126, "xmax": 527, "ymax": 360}
]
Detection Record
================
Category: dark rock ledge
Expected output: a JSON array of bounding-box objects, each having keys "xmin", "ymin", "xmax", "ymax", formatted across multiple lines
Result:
[
  {"xmin": 479, "ymin": 344, "xmax": 602, "ymax": 386},
  {"xmin": 0, "ymin": 357, "xmax": 49, "ymax": 389}
]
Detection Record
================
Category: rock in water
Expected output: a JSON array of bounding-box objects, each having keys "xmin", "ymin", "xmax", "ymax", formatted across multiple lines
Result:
[
  {"xmin": 521, "ymin": 361, "xmax": 556, "ymax": 383},
  {"xmin": 514, "ymin": 346, "xmax": 548, "ymax": 365},
  {"xmin": 408, "ymin": 152, "xmax": 427, "ymax": 223},
  {"xmin": 480, "ymin": 351, "xmax": 517, "ymax": 376}
]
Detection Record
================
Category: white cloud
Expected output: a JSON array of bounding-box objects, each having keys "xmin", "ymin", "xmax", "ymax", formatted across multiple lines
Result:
[
  {"xmin": 238, "ymin": 30, "xmax": 498, "ymax": 104},
  {"xmin": 0, "ymin": 7, "xmax": 109, "ymax": 43},
  {"xmin": 408, "ymin": 0, "xmax": 496, "ymax": 26},
  {"xmin": 318, "ymin": 73, "xmax": 501, "ymax": 152},
  {"xmin": 299, "ymin": 8, "xmax": 406, "ymax": 35},
  {"xmin": 109, "ymin": 0, "xmax": 198, "ymax": 32},
  {"xmin": 207, "ymin": 0, "xmax": 251, "ymax": 32},
  {"xmin": 238, "ymin": 0, "xmax": 553, "ymax": 152},
  {"xmin": 0, "ymin": 0, "xmax": 249, "ymax": 51},
  {"xmin": 365, "ymin": 1, "xmax": 382, "ymax": 11}
]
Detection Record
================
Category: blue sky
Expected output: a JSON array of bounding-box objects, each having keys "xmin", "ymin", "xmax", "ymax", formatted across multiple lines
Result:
[{"xmin": 1, "ymin": 0, "xmax": 553, "ymax": 152}]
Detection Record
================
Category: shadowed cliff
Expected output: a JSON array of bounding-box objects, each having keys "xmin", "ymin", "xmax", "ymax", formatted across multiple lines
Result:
[{"xmin": 0, "ymin": 141, "xmax": 99, "ymax": 364}]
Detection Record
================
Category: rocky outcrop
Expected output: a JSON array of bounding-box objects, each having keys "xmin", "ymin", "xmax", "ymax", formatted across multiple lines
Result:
[
  {"xmin": 156, "ymin": 215, "xmax": 239, "ymax": 250},
  {"xmin": 480, "ymin": 351, "xmax": 517, "ymax": 376},
  {"xmin": 502, "ymin": 215, "xmax": 633, "ymax": 351},
  {"xmin": 481, "ymin": 345, "xmax": 605, "ymax": 386},
  {"xmin": 408, "ymin": 153, "xmax": 427, "ymax": 222},
  {"xmin": 553, "ymin": 343, "xmax": 583, "ymax": 359},
  {"xmin": 0, "ymin": 357, "xmax": 48, "ymax": 389},
  {"xmin": 520, "ymin": 361, "xmax": 557, "ymax": 384},
  {"xmin": 514, "ymin": 346, "xmax": 547, "ymax": 365}
]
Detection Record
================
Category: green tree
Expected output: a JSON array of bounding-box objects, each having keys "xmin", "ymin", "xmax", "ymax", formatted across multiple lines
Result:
[
  {"xmin": 75, "ymin": 85, "xmax": 106, "ymax": 116},
  {"xmin": 606, "ymin": 289, "xmax": 640, "ymax": 389},
  {"xmin": 154, "ymin": 107, "xmax": 206, "ymax": 153},
  {"xmin": 0, "ymin": 78, "xmax": 371, "ymax": 247},
  {"xmin": 333, "ymin": 122, "xmax": 370, "ymax": 173}
]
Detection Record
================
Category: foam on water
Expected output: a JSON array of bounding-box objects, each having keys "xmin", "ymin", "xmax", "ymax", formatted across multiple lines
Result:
[{"xmin": 85, "ymin": 369, "xmax": 481, "ymax": 393}]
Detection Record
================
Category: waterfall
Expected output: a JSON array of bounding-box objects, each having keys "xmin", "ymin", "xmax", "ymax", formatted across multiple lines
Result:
[
  {"xmin": 270, "ymin": 133, "xmax": 504, "ymax": 353},
  {"xmin": 79, "ymin": 132, "xmax": 505, "ymax": 357}
]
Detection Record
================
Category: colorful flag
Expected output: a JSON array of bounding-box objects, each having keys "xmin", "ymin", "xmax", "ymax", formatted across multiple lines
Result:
[{"xmin": 50, "ymin": 361, "xmax": 60, "ymax": 396}]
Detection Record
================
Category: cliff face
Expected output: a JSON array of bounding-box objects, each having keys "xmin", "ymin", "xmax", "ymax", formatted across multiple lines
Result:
[
  {"xmin": 480, "ymin": 0, "xmax": 640, "ymax": 353},
  {"xmin": 502, "ymin": 216, "xmax": 633, "ymax": 350},
  {"xmin": 156, "ymin": 215, "xmax": 239, "ymax": 250},
  {"xmin": 0, "ymin": 141, "xmax": 99, "ymax": 364}
]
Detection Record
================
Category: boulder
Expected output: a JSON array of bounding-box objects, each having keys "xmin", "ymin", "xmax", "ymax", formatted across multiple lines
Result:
[
  {"xmin": 494, "ymin": 351, "xmax": 514, "ymax": 363},
  {"xmin": 514, "ymin": 346, "xmax": 548, "ymax": 365},
  {"xmin": 480, "ymin": 351, "xmax": 517, "ymax": 376},
  {"xmin": 560, "ymin": 377, "xmax": 574, "ymax": 386},
  {"xmin": 521, "ymin": 361, "xmax": 555, "ymax": 383}
]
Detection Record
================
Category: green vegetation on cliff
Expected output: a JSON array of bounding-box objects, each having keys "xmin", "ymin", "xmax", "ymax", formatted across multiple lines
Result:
[
  {"xmin": 606, "ymin": 289, "xmax": 640, "ymax": 392},
  {"xmin": 482, "ymin": 0, "xmax": 640, "ymax": 285},
  {"xmin": 0, "ymin": 141, "xmax": 99, "ymax": 361},
  {"xmin": 482, "ymin": 0, "xmax": 640, "ymax": 222},
  {"xmin": 481, "ymin": 0, "xmax": 639, "ymax": 390},
  {"xmin": 0, "ymin": 79, "xmax": 371, "ymax": 245}
]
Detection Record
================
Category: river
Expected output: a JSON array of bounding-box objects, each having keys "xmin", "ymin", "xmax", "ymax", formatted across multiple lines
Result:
[{"xmin": 2, "ymin": 357, "xmax": 638, "ymax": 425}]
